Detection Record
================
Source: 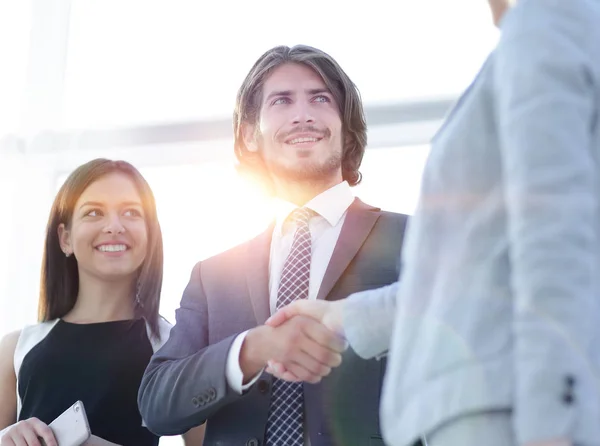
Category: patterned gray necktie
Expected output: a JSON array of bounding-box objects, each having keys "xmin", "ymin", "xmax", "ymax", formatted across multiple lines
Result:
[{"xmin": 265, "ymin": 207, "xmax": 314, "ymax": 446}]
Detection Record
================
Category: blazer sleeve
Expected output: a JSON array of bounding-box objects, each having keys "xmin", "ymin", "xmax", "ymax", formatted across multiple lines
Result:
[
  {"xmin": 138, "ymin": 262, "xmax": 248, "ymax": 435},
  {"xmin": 343, "ymin": 281, "xmax": 399, "ymax": 360},
  {"xmin": 494, "ymin": 1, "xmax": 600, "ymax": 444}
]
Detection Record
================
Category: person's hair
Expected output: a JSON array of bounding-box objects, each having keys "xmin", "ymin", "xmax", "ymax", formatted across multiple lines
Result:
[
  {"xmin": 38, "ymin": 159, "xmax": 164, "ymax": 338},
  {"xmin": 233, "ymin": 44, "xmax": 367, "ymax": 188}
]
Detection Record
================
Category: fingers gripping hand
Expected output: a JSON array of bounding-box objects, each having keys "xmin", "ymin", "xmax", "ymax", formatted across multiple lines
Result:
[
  {"xmin": 1, "ymin": 418, "xmax": 56, "ymax": 446},
  {"xmin": 267, "ymin": 315, "xmax": 347, "ymax": 383}
]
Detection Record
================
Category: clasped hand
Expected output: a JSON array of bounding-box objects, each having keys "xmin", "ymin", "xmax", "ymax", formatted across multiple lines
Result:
[{"xmin": 264, "ymin": 300, "xmax": 346, "ymax": 383}]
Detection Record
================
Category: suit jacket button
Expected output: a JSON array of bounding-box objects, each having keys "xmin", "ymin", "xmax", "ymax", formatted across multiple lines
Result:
[
  {"xmin": 257, "ymin": 380, "xmax": 270, "ymax": 394},
  {"xmin": 246, "ymin": 438, "xmax": 259, "ymax": 446},
  {"xmin": 191, "ymin": 397, "xmax": 199, "ymax": 407},
  {"xmin": 562, "ymin": 392, "xmax": 575, "ymax": 404},
  {"xmin": 208, "ymin": 387, "xmax": 217, "ymax": 399}
]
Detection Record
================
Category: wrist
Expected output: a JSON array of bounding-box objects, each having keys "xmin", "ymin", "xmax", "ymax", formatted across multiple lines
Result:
[{"xmin": 240, "ymin": 325, "xmax": 271, "ymax": 380}]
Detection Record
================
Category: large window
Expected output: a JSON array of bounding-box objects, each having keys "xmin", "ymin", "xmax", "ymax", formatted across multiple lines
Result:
[
  {"xmin": 0, "ymin": 1, "xmax": 31, "ymax": 136},
  {"xmin": 63, "ymin": 0, "xmax": 498, "ymax": 128}
]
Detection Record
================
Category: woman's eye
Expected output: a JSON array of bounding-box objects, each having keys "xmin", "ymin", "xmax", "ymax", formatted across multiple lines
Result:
[{"xmin": 124, "ymin": 209, "xmax": 142, "ymax": 217}]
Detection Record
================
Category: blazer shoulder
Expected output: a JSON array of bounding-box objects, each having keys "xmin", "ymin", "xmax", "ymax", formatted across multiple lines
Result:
[
  {"xmin": 353, "ymin": 198, "xmax": 409, "ymax": 230},
  {"xmin": 354, "ymin": 198, "xmax": 409, "ymax": 220},
  {"xmin": 376, "ymin": 209, "xmax": 410, "ymax": 228},
  {"xmin": 372, "ymin": 210, "xmax": 410, "ymax": 242},
  {"xmin": 380, "ymin": 210, "xmax": 410, "ymax": 221}
]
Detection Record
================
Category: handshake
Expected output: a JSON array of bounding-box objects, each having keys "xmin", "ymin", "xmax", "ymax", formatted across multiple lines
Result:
[{"xmin": 240, "ymin": 300, "xmax": 347, "ymax": 384}]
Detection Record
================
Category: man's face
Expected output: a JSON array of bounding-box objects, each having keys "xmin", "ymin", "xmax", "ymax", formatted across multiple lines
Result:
[
  {"xmin": 245, "ymin": 62, "xmax": 344, "ymax": 185},
  {"xmin": 488, "ymin": 0, "xmax": 516, "ymax": 26}
]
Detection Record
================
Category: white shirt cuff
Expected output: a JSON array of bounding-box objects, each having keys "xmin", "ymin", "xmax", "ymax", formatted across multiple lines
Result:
[{"xmin": 225, "ymin": 330, "xmax": 264, "ymax": 394}]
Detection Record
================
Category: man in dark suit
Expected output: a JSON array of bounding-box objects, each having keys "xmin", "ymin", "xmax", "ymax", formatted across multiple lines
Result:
[{"xmin": 138, "ymin": 44, "xmax": 409, "ymax": 446}]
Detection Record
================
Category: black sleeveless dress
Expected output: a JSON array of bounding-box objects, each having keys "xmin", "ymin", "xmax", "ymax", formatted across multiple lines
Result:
[{"xmin": 17, "ymin": 318, "xmax": 160, "ymax": 446}]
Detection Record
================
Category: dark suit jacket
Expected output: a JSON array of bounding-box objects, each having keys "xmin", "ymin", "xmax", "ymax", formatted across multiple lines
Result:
[{"xmin": 138, "ymin": 198, "xmax": 408, "ymax": 446}]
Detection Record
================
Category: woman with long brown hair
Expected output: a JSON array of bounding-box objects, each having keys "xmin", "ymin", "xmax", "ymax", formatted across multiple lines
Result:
[{"xmin": 0, "ymin": 159, "xmax": 203, "ymax": 446}]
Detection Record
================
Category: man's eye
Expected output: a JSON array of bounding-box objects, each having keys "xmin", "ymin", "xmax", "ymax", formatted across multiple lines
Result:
[
  {"xmin": 272, "ymin": 97, "xmax": 291, "ymax": 105},
  {"xmin": 313, "ymin": 95, "xmax": 330, "ymax": 103}
]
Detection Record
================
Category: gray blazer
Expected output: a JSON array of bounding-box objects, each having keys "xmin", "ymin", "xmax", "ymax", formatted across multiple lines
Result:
[
  {"xmin": 345, "ymin": 1, "xmax": 600, "ymax": 445},
  {"xmin": 138, "ymin": 199, "xmax": 408, "ymax": 446}
]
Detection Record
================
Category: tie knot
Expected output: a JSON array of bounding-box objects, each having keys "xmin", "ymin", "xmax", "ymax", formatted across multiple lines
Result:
[{"xmin": 289, "ymin": 207, "xmax": 314, "ymax": 227}]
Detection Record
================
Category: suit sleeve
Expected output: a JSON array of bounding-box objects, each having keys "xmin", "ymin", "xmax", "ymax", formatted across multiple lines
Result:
[
  {"xmin": 343, "ymin": 281, "xmax": 399, "ymax": 360},
  {"xmin": 138, "ymin": 262, "xmax": 249, "ymax": 435},
  {"xmin": 494, "ymin": 1, "xmax": 600, "ymax": 444}
]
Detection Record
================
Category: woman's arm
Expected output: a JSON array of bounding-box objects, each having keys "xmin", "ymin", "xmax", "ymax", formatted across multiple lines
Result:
[{"xmin": 0, "ymin": 330, "xmax": 19, "ymax": 431}]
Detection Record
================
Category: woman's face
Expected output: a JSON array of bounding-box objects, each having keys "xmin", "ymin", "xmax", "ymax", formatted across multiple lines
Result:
[{"xmin": 59, "ymin": 172, "xmax": 148, "ymax": 284}]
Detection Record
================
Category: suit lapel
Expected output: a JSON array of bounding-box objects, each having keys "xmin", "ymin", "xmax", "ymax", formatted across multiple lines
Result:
[
  {"xmin": 316, "ymin": 198, "xmax": 381, "ymax": 301},
  {"xmin": 245, "ymin": 224, "xmax": 274, "ymax": 324}
]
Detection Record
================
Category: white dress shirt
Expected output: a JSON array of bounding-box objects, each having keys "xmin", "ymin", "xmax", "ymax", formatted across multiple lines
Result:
[{"xmin": 225, "ymin": 181, "xmax": 355, "ymax": 393}]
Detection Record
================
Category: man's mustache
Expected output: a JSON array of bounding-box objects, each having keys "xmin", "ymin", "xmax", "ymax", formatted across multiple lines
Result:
[{"xmin": 278, "ymin": 126, "xmax": 330, "ymax": 142}]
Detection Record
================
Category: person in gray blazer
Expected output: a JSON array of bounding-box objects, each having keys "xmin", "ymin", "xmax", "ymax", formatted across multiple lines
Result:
[
  {"xmin": 266, "ymin": 1, "xmax": 600, "ymax": 445},
  {"xmin": 137, "ymin": 44, "xmax": 409, "ymax": 446}
]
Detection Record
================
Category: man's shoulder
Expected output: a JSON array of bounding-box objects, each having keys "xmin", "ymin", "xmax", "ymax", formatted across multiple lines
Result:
[
  {"xmin": 345, "ymin": 200, "xmax": 409, "ymax": 247},
  {"xmin": 379, "ymin": 209, "xmax": 410, "ymax": 221},
  {"xmin": 353, "ymin": 198, "xmax": 409, "ymax": 223},
  {"xmin": 372, "ymin": 210, "xmax": 409, "ymax": 239}
]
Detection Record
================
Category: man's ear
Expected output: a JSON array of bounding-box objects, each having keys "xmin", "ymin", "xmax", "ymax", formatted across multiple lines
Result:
[
  {"xmin": 57, "ymin": 223, "xmax": 73, "ymax": 257},
  {"xmin": 242, "ymin": 123, "xmax": 259, "ymax": 153}
]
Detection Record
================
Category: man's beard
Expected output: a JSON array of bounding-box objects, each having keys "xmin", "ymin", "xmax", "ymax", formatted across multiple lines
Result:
[
  {"xmin": 258, "ymin": 127, "xmax": 343, "ymax": 184},
  {"xmin": 265, "ymin": 150, "xmax": 342, "ymax": 184}
]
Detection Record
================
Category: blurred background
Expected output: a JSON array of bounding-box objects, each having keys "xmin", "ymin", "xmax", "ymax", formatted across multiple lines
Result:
[{"xmin": 0, "ymin": 1, "xmax": 499, "ymax": 443}]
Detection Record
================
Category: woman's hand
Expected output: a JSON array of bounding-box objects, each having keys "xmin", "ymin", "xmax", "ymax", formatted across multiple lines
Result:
[{"xmin": 0, "ymin": 418, "xmax": 57, "ymax": 446}]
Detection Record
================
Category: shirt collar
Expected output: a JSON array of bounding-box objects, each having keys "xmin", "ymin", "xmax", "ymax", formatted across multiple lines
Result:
[{"xmin": 273, "ymin": 181, "xmax": 355, "ymax": 235}]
